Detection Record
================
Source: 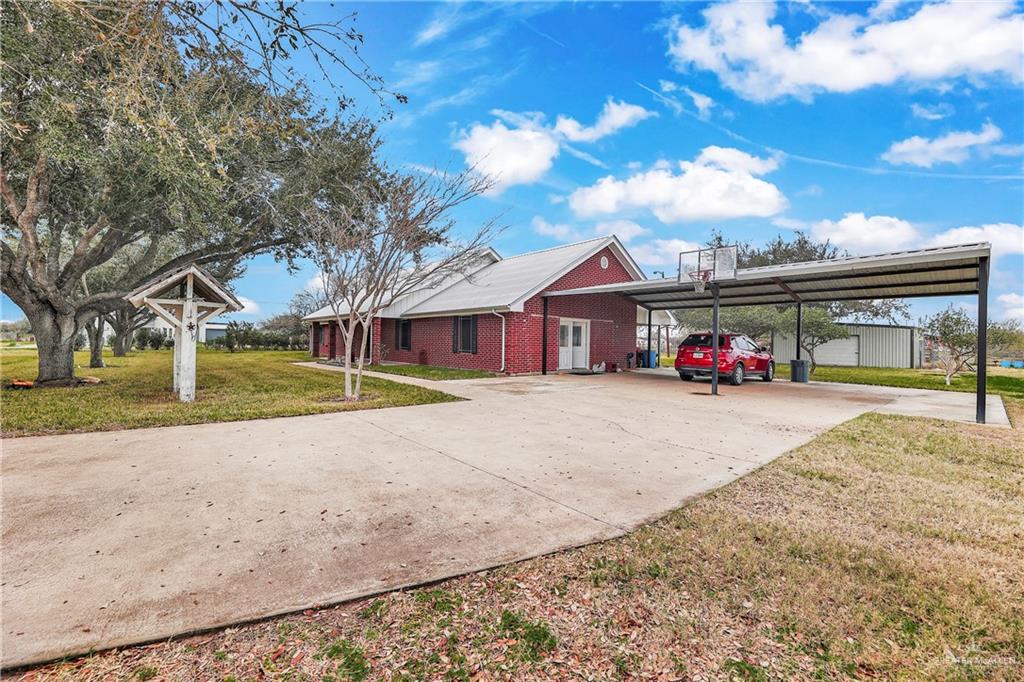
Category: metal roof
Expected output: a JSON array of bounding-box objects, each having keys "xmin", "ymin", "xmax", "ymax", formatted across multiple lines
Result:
[
  {"xmin": 545, "ymin": 242, "xmax": 991, "ymax": 311},
  {"xmin": 302, "ymin": 250, "xmax": 502, "ymax": 322},
  {"xmin": 400, "ymin": 236, "xmax": 644, "ymax": 318}
]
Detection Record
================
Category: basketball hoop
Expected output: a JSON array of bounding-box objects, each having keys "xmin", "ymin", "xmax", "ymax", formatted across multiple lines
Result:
[
  {"xmin": 678, "ymin": 245, "xmax": 738, "ymax": 293},
  {"xmin": 689, "ymin": 269, "xmax": 712, "ymax": 293}
]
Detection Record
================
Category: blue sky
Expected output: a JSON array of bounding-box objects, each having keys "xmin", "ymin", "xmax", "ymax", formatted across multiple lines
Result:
[{"xmin": 3, "ymin": 1, "xmax": 1021, "ymax": 325}]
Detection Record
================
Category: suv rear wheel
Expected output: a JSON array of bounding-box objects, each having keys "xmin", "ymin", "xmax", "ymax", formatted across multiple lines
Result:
[
  {"xmin": 679, "ymin": 373, "xmax": 693, "ymax": 381},
  {"xmin": 729, "ymin": 363, "xmax": 744, "ymax": 386},
  {"xmin": 762, "ymin": 362, "xmax": 774, "ymax": 382}
]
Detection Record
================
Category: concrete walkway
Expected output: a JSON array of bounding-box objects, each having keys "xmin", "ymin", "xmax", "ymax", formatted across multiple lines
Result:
[{"xmin": 0, "ymin": 369, "xmax": 1007, "ymax": 668}]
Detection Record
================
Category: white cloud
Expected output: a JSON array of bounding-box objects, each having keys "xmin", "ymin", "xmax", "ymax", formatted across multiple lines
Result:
[
  {"xmin": 531, "ymin": 216, "xmax": 581, "ymax": 242},
  {"xmin": 568, "ymin": 146, "xmax": 787, "ymax": 223},
  {"xmin": 927, "ymin": 222, "xmax": 1024, "ymax": 260},
  {"xmin": 454, "ymin": 118, "xmax": 560, "ymax": 194},
  {"xmin": 392, "ymin": 60, "xmax": 443, "ymax": 91},
  {"xmin": 682, "ymin": 87, "xmax": 715, "ymax": 119},
  {"xmin": 695, "ymin": 145, "xmax": 779, "ymax": 175},
  {"xmin": 811, "ymin": 213, "xmax": 921, "ymax": 252},
  {"xmin": 593, "ymin": 220, "xmax": 650, "ymax": 243},
  {"xmin": 807, "ymin": 214, "xmax": 1023, "ymax": 263},
  {"xmin": 796, "ymin": 184, "xmax": 823, "ymax": 197},
  {"xmin": 911, "ymin": 102, "xmax": 954, "ymax": 121},
  {"xmin": 667, "ymin": 1, "xmax": 1024, "ymax": 102},
  {"xmin": 455, "ymin": 101, "xmax": 656, "ymax": 193},
  {"xmin": 997, "ymin": 293, "xmax": 1024, "ymax": 321},
  {"xmin": 531, "ymin": 217, "xmax": 650, "ymax": 244},
  {"xmin": 554, "ymin": 99, "xmax": 656, "ymax": 143},
  {"xmin": 235, "ymin": 296, "xmax": 262, "ymax": 316},
  {"xmin": 659, "ymin": 80, "xmax": 715, "ymax": 119},
  {"xmin": 629, "ymin": 238, "xmax": 703, "ymax": 266},
  {"xmin": 413, "ymin": 7, "xmax": 465, "ymax": 46},
  {"xmin": 561, "ymin": 143, "xmax": 608, "ymax": 169},
  {"xmin": 881, "ymin": 122, "xmax": 1019, "ymax": 167}
]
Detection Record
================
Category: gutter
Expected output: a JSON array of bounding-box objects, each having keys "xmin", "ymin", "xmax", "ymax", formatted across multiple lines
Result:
[{"xmin": 490, "ymin": 310, "xmax": 506, "ymax": 373}]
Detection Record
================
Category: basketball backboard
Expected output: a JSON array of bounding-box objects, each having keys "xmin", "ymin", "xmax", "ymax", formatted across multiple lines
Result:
[{"xmin": 678, "ymin": 245, "xmax": 738, "ymax": 291}]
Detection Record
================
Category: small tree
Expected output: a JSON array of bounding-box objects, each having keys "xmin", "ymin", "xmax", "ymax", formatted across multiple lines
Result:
[
  {"xmin": 922, "ymin": 306, "xmax": 977, "ymax": 385},
  {"xmin": 988, "ymin": 319, "xmax": 1024, "ymax": 359},
  {"xmin": 305, "ymin": 166, "xmax": 499, "ymax": 400},
  {"xmin": 778, "ymin": 306, "xmax": 848, "ymax": 374}
]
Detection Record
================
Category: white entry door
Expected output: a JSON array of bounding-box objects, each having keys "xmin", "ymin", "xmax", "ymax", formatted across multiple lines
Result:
[
  {"xmin": 558, "ymin": 322, "xmax": 572, "ymax": 370},
  {"xmin": 571, "ymin": 321, "xmax": 588, "ymax": 368},
  {"xmin": 558, "ymin": 319, "xmax": 589, "ymax": 369}
]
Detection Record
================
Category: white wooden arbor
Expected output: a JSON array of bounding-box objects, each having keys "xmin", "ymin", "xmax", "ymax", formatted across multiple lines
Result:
[{"xmin": 125, "ymin": 265, "xmax": 243, "ymax": 402}]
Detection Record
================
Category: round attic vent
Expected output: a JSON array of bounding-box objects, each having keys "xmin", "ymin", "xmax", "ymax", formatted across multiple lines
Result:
[{"xmin": 600, "ymin": 256, "xmax": 609, "ymax": 269}]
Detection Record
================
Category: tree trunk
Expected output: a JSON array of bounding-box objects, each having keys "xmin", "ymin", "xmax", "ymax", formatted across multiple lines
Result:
[
  {"xmin": 30, "ymin": 309, "xmax": 79, "ymax": 385},
  {"xmin": 86, "ymin": 318, "xmax": 106, "ymax": 368},
  {"xmin": 353, "ymin": 318, "xmax": 370, "ymax": 399},
  {"xmin": 112, "ymin": 329, "xmax": 133, "ymax": 357}
]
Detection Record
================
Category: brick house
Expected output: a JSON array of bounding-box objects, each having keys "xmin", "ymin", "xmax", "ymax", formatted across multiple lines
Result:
[{"xmin": 303, "ymin": 236, "xmax": 651, "ymax": 374}]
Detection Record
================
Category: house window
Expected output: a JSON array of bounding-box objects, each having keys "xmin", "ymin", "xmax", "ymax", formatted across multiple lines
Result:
[
  {"xmin": 318, "ymin": 326, "xmax": 326, "ymax": 345},
  {"xmin": 452, "ymin": 315, "xmax": 477, "ymax": 354},
  {"xmin": 396, "ymin": 319, "xmax": 412, "ymax": 351}
]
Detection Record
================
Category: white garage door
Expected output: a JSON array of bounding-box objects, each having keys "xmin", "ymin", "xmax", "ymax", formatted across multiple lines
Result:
[{"xmin": 815, "ymin": 335, "xmax": 860, "ymax": 366}]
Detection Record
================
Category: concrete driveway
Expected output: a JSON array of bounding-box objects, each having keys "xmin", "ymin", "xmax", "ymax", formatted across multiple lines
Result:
[{"xmin": 0, "ymin": 368, "xmax": 1005, "ymax": 668}]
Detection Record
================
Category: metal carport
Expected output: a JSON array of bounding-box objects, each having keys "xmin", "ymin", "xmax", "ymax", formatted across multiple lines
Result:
[{"xmin": 542, "ymin": 242, "xmax": 992, "ymax": 423}]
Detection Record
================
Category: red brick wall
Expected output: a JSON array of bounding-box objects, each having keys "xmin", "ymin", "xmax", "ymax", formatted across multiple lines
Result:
[
  {"xmin": 510, "ymin": 246, "xmax": 638, "ymax": 374},
  {"xmin": 380, "ymin": 315, "xmax": 505, "ymax": 371},
  {"xmin": 313, "ymin": 320, "xmax": 374, "ymax": 363},
  {"xmin": 312, "ymin": 245, "xmax": 640, "ymax": 375}
]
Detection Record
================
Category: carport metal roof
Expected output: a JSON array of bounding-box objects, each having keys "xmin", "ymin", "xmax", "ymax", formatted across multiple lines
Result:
[
  {"xmin": 545, "ymin": 242, "xmax": 990, "ymax": 311},
  {"xmin": 542, "ymin": 242, "xmax": 993, "ymax": 423}
]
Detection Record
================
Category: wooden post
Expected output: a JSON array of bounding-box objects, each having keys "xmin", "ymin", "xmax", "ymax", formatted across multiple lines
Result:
[
  {"xmin": 179, "ymin": 273, "xmax": 198, "ymax": 402},
  {"xmin": 172, "ymin": 325, "xmax": 182, "ymax": 391}
]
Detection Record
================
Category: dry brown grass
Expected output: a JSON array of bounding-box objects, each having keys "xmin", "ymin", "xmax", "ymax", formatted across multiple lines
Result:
[{"xmin": 16, "ymin": 402, "xmax": 1024, "ymax": 681}]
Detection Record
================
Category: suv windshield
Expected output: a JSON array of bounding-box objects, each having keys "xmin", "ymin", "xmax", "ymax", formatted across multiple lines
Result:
[{"xmin": 680, "ymin": 334, "xmax": 727, "ymax": 347}]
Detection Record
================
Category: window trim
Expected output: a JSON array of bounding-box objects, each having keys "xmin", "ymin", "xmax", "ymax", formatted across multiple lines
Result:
[
  {"xmin": 396, "ymin": 319, "xmax": 412, "ymax": 351},
  {"xmin": 452, "ymin": 315, "xmax": 478, "ymax": 354}
]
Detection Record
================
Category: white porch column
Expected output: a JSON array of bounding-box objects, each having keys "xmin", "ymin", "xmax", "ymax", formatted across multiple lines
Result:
[
  {"xmin": 178, "ymin": 275, "xmax": 198, "ymax": 402},
  {"xmin": 172, "ymin": 325, "xmax": 182, "ymax": 392}
]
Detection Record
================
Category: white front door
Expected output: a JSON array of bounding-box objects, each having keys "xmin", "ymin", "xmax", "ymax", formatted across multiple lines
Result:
[
  {"xmin": 571, "ymin": 321, "xmax": 588, "ymax": 368},
  {"xmin": 558, "ymin": 322, "xmax": 572, "ymax": 370},
  {"xmin": 558, "ymin": 319, "xmax": 590, "ymax": 370}
]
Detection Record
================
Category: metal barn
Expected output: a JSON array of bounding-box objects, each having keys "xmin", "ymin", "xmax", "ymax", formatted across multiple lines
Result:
[{"xmin": 771, "ymin": 323, "xmax": 922, "ymax": 369}]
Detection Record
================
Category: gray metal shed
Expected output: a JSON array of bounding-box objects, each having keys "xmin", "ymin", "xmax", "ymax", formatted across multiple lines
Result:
[{"xmin": 771, "ymin": 323, "xmax": 922, "ymax": 369}]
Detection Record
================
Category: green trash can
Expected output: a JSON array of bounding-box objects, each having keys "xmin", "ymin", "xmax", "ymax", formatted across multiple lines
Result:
[{"xmin": 790, "ymin": 359, "xmax": 810, "ymax": 383}]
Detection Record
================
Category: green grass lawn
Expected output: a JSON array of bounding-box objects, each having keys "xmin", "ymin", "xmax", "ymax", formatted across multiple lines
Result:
[
  {"xmin": 777, "ymin": 363, "xmax": 1024, "ymax": 401},
  {"xmin": 365, "ymin": 363, "xmax": 497, "ymax": 380},
  {"xmin": 0, "ymin": 349, "xmax": 457, "ymax": 437},
  {"xmin": 29, "ymin": 400, "xmax": 1024, "ymax": 680}
]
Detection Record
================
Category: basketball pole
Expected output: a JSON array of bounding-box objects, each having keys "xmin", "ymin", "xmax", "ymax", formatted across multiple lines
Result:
[{"xmin": 710, "ymin": 281, "xmax": 720, "ymax": 396}]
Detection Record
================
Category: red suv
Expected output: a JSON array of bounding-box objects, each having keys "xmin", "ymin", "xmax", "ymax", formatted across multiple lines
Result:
[{"xmin": 674, "ymin": 332, "xmax": 774, "ymax": 385}]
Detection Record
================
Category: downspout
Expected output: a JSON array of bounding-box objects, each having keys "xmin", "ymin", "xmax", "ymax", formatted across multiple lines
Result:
[{"xmin": 490, "ymin": 310, "xmax": 506, "ymax": 373}]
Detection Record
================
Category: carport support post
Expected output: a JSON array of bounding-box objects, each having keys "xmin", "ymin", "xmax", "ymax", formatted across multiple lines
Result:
[
  {"xmin": 795, "ymin": 302, "xmax": 803, "ymax": 360},
  {"xmin": 646, "ymin": 308, "xmax": 652, "ymax": 361},
  {"xmin": 541, "ymin": 296, "xmax": 549, "ymax": 376},
  {"xmin": 711, "ymin": 282, "xmax": 720, "ymax": 396},
  {"xmin": 976, "ymin": 255, "xmax": 989, "ymax": 424}
]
